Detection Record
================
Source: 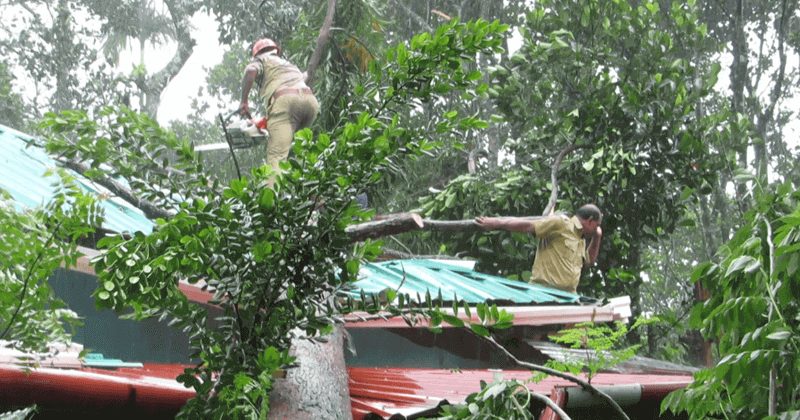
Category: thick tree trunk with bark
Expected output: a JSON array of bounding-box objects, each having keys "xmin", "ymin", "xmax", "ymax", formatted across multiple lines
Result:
[{"xmin": 269, "ymin": 326, "xmax": 352, "ymax": 419}]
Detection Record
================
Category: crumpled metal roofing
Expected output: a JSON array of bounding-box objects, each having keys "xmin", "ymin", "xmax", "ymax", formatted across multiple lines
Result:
[
  {"xmin": 348, "ymin": 367, "xmax": 693, "ymax": 420},
  {"xmin": 0, "ymin": 124, "xmax": 153, "ymax": 234},
  {"xmin": 343, "ymin": 259, "xmax": 595, "ymax": 305},
  {"xmin": 527, "ymin": 341, "xmax": 698, "ymax": 375}
]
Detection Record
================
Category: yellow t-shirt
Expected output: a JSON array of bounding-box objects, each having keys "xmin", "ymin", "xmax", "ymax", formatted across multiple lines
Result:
[{"xmin": 530, "ymin": 215, "xmax": 587, "ymax": 293}]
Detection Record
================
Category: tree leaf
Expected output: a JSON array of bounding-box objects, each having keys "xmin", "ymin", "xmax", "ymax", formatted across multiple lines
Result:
[{"xmin": 725, "ymin": 256, "xmax": 756, "ymax": 277}]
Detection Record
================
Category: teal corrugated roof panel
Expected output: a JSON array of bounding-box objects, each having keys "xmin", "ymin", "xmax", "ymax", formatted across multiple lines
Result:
[
  {"xmin": 0, "ymin": 124, "xmax": 154, "ymax": 234},
  {"xmin": 344, "ymin": 259, "xmax": 593, "ymax": 305}
]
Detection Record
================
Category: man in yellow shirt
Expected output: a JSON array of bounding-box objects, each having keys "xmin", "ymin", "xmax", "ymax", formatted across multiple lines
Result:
[{"xmin": 474, "ymin": 204, "xmax": 603, "ymax": 293}]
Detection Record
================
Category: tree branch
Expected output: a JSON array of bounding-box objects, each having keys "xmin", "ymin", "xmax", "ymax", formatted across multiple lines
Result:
[
  {"xmin": 469, "ymin": 330, "xmax": 631, "ymax": 420},
  {"xmin": 346, "ymin": 213, "xmax": 548, "ymax": 241},
  {"xmin": 542, "ymin": 143, "xmax": 591, "ymax": 216},
  {"xmin": 61, "ymin": 158, "xmax": 173, "ymax": 220},
  {"xmin": 144, "ymin": 0, "xmax": 196, "ymax": 117},
  {"xmin": 0, "ymin": 219, "xmax": 64, "ymax": 340},
  {"xmin": 530, "ymin": 390, "xmax": 571, "ymax": 420},
  {"xmin": 391, "ymin": 0, "xmax": 433, "ymax": 32},
  {"xmin": 345, "ymin": 212, "xmax": 424, "ymax": 241},
  {"xmin": 305, "ymin": 0, "xmax": 336, "ymax": 85}
]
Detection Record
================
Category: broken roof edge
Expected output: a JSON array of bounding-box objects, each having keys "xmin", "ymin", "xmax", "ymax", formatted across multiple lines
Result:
[
  {"xmin": 348, "ymin": 367, "xmax": 692, "ymax": 420},
  {"xmin": 528, "ymin": 340, "xmax": 698, "ymax": 376},
  {"xmin": 343, "ymin": 259, "xmax": 598, "ymax": 307},
  {"xmin": 344, "ymin": 295, "xmax": 631, "ymax": 328}
]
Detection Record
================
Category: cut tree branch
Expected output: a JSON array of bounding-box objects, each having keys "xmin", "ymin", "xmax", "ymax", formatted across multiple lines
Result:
[
  {"xmin": 305, "ymin": 0, "xmax": 336, "ymax": 85},
  {"xmin": 54, "ymin": 158, "xmax": 543, "ymax": 240},
  {"xmin": 345, "ymin": 213, "xmax": 424, "ymax": 241}
]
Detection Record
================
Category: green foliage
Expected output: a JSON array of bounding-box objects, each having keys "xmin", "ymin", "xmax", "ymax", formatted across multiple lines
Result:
[
  {"xmin": 40, "ymin": 106, "xmax": 216, "ymax": 211},
  {"xmin": 0, "ymin": 172, "xmax": 102, "ymax": 353},
  {"xmin": 546, "ymin": 319, "xmax": 652, "ymax": 383},
  {"xmin": 419, "ymin": 0, "xmax": 719, "ymax": 301},
  {"xmin": 211, "ymin": 347, "xmax": 294, "ymax": 420},
  {"xmin": 662, "ymin": 183, "xmax": 800, "ymax": 419},
  {"xmin": 0, "ymin": 0, "xmax": 199, "ymax": 118},
  {"xmin": 39, "ymin": 19, "xmax": 508, "ymax": 418},
  {"xmin": 0, "ymin": 61, "xmax": 27, "ymax": 130},
  {"xmin": 437, "ymin": 379, "xmax": 535, "ymax": 419}
]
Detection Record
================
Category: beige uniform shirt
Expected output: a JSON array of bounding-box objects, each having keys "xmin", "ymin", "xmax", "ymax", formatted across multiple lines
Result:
[
  {"xmin": 252, "ymin": 52, "xmax": 306, "ymax": 106},
  {"xmin": 530, "ymin": 215, "xmax": 587, "ymax": 293}
]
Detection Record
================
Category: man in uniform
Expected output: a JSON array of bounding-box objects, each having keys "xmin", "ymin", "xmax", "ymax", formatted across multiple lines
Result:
[
  {"xmin": 238, "ymin": 38, "xmax": 319, "ymax": 181},
  {"xmin": 474, "ymin": 204, "xmax": 603, "ymax": 293}
]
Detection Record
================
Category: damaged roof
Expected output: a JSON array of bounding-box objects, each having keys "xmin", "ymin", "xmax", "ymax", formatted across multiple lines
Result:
[
  {"xmin": 0, "ymin": 124, "xmax": 154, "ymax": 234},
  {"xmin": 342, "ymin": 259, "xmax": 597, "ymax": 306},
  {"xmin": 348, "ymin": 367, "xmax": 692, "ymax": 419}
]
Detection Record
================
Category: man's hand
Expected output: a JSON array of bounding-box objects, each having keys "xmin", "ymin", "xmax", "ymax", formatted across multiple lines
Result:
[
  {"xmin": 585, "ymin": 224, "xmax": 602, "ymax": 267},
  {"xmin": 238, "ymin": 101, "xmax": 251, "ymax": 119},
  {"xmin": 474, "ymin": 216, "xmax": 495, "ymax": 230}
]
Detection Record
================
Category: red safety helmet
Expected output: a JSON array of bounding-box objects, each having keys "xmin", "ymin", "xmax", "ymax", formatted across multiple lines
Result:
[{"xmin": 251, "ymin": 38, "xmax": 280, "ymax": 57}]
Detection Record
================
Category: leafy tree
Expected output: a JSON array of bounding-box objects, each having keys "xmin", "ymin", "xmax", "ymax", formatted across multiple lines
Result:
[
  {"xmin": 39, "ymin": 19, "xmax": 509, "ymax": 418},
  {"xmin": 0, "ymin": 61, "xmax": 27, "ymax": 130},
  {"xmin": 420, "ymin": 0, "xmax": 719, "ymax": 313},
  {"xmin": 545, "ymin": 319, "xmax": 650, "ymax": 383},
  {"xmin": 0, "ymin": 173, "xmax": 102, "ymax": 353},
  {"xmin": 663, "ymin": 182, "xmax": 800, "ymax": 419},
  {"xmin": 635, "ymin": 0, "xmax": 800, "ymax": 366},
  {"xmin": 0, "ymin": 0, "xmax": 198, "ymax": 118}
]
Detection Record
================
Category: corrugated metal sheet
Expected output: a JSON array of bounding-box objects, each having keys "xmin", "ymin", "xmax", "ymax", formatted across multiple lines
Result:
[
  {"xmin": 527, "ymin": 341, "xmax": 698, "ymax": 375},
  {"xmin": 0, "ymin": 124, "xmax": 153, "ymax": 233},
  {"xmin": 343, "ymin": 259, "xmax": 595, "ymax": 305},
  {"xmin": 344, "ymin": 296, "xmax": 632, "ymax": 328},
  {"xmin": 0, "ymin": 363, "xmax": 192, "ymax": 416},
  {"xmin": 348, "ymin": 367, "xmax": 692, "ymax": 419}
]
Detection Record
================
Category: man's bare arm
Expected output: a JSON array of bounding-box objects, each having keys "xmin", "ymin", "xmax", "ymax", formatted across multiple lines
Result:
[
  {"xmin": 474, "ymin": 216, "xmax": 535, "ymax": 234},
  {"xmin": 585, "ymin": 226, "xmax": 602, "ymax": 267},
  {"xmin": 238, "ymin": 63, "xmax": 260, "ymax": 118}
]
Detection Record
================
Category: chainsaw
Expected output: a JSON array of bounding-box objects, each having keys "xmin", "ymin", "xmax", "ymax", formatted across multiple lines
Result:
[{"xmin": 194, "ymin": 110, "xmax": 268, "ymax": 152}]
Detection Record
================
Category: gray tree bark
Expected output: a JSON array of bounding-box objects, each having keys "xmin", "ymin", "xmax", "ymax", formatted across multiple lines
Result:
[{"xmin": 269, "ymin": 326, "xmax": 352, "ymax": 419}]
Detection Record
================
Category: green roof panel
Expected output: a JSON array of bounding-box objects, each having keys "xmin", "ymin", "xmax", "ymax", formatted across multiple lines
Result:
[
  {"xmin": 344, "ymin": 259, "xmax": 595, "ymax": 305},
  {"xmin": 0, "ymin": 124, "xmax": 154, "ymax": 234}
]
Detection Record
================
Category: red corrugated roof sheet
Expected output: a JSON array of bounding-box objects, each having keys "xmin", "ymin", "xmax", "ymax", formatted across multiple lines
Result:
[
  {"xmin": 1, "ymin": 363, "xmax": 691, "ymax": 419},
  {"xmin": 0, "ymin": 363, "xmax": 192, "ymax": 416},
  {"xmin": 347, "ymin": 367, "xmax": 692, "ymax": 419}
]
